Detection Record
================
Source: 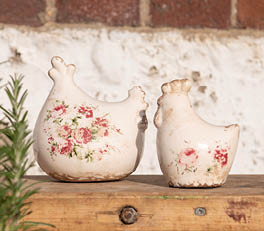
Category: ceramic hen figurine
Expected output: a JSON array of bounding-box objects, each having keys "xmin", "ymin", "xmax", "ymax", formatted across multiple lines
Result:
[
  {"xmin": 33, "ymin": 56, "xmax": 148, "ymax": 182},
  {"xmin": 154, "ymin": 79, "xmax": 240, "ymax": 187}
]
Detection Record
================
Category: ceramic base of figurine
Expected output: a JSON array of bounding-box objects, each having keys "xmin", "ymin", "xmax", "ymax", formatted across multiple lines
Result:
[
  {"xmin": 167, "ymin": 181, "xmax": 224, "ymax": 188},
  {"xmin": 47, "ymin": 171, "xmax": 131, "ymax": 182}
]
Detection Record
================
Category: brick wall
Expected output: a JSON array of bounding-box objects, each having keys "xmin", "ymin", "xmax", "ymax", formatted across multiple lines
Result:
[{"xmin": 1, "ymin": 0, "xmax": 264, "ymax": 29}]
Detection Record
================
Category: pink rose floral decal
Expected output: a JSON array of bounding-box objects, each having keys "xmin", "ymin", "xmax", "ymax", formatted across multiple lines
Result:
[
  {"xmin": 214, "ymin": 149, "xmax": 228, "ymax": 167},
  {"xmin": 177, "ymin": 148, "xmax": 199, "ymax": 173},
  {"xmin": 44, "ymin": 100, "xmax": 122, "ymax": 162},
  {"xmin": 72, "ymin": 128, "xmax": 92, "ymax": 144}
]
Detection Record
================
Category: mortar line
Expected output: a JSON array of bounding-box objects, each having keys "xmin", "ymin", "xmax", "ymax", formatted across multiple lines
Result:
[
  {"xmin": 140, "ymin": 0, "xmax": 151, "ymax": 26},
  {"xmin": 2, "ymin": 24, "xmax": 264, "ymax": 38},
  {"xmin": 231, "ymin": 0, "xmax": 238, "ymax": 28},
  {"xmin": 44, "ymin": 0, "xmax": 57, "ymax": 23}
]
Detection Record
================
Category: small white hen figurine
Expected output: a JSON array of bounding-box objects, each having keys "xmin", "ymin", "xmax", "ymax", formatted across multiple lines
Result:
[
  {"xmin": 154, "ymin": 79, "xmax": 240, "ymax": 187},
  {"xmin": 33, "ymin": 56, "xmax": 148, "ymax": 182}
]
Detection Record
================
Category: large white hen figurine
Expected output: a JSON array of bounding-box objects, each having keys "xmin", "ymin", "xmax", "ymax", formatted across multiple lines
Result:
[{"xmin": 33, "ymin": 56, "xmax": 148, "ymax": 182}]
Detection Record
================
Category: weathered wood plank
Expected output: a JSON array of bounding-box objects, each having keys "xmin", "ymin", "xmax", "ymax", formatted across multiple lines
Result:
[{"xmin": 24, "ymin": 175, "xmax": 264, "ymax": 231}]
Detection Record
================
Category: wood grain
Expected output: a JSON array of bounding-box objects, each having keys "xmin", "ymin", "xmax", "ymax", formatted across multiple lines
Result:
[{"xmin": 23, "ymin": 175, "xmax": 264, "ymax": 231}]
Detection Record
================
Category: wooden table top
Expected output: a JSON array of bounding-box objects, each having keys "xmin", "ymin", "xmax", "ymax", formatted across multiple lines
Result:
[
  {"xmin": 25, "ymin": 174, "xmax": 264, "ymax": 196},
  {"xmin": 24, "ymin": 175, "xmax": 264, "ymax": 231}
]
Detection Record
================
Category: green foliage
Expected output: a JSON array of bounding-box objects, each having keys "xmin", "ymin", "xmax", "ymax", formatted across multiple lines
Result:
[{"xmin": 0, "ymin": 74, "xmax": 55, "ymax": 231}]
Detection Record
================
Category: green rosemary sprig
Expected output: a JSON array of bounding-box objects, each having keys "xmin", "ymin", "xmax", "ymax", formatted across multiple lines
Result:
[{"xmin": 0, "ymin": 74, "xmax": 55, "ymax": 231}]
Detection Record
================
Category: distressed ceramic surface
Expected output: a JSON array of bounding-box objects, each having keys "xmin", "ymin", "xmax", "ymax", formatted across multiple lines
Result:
[
  {"xmin": 154, "ymin": 79, "xmax": 240, "ymax": 187},
  {"xmin": 33, "ymin": 56, "xmax": 148, "ymax": 182}
]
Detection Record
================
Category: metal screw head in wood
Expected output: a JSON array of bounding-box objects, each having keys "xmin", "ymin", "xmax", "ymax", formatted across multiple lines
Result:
[
  {"xmin": 120, "ymin": 206, "xmax": 138, "ymax": 224},
  {"xmin": 194, "ymin": 207, "xmax": 206, "ymax": 216}
]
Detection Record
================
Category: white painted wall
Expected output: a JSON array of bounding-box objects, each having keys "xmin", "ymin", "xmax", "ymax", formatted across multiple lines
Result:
[{"xmin": 0, "ymin": 27, "xmax": 263, "ymax": 175}]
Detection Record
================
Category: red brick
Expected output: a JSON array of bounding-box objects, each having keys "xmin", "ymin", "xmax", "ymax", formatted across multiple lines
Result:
[
  {"xmin": 0, "ymin": 0, "xmax": 45, "ymax": 26},
  {"xmin": 237, "ymin": 0, "xmax": 264, "ymax": 29},
  {"xmin": 150, "ymin": 0, "xmax": 231, "ymax": 28},
  {"xmin": 56, "ymin": 0, "xmax": 139, "ymax": 26}
]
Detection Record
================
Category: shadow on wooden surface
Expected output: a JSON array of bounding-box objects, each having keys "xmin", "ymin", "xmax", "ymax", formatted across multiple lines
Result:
[{"xmin": 24, "ymin": 174, "xmax": 264, "ymax": 194}]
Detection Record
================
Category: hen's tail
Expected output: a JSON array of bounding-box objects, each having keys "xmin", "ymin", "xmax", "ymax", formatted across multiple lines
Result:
[
  {"xmin": 128, "ymin": 86, "xmax": 148, "ymax": 131},
  {"xmin": 128, "ymin": 86, "xmax": 149, "ymax": 111}
]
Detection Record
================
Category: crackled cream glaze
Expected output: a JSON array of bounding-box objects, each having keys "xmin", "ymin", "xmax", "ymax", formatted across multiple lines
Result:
[
  {"xmin": 34, "ymin": 56, "xmax": 148, "ymax": 182},
  {"xmin": 154, "ymin": 79, "xmax": 240, "ymax": 188}
]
